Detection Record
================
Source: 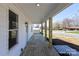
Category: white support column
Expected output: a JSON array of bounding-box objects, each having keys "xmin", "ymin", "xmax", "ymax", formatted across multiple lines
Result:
[
  {"xmin": 48, "ymin": 17, "xmax": 52, "ymax": 47},
  {"xmin": 41, "ymin": 23, "xmax": 43, "ymax": 34},
  {"xmin": 45, "ymin": 21, "xmax": 47, "ymax": 38}
]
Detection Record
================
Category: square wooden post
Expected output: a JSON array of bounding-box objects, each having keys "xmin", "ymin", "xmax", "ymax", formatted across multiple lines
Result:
[
  {"xmin": 45, "ymin": 21, "xmax": 47, "ymax": 38},
  {"xmin": 41, "ymin": 23, "xmax": 43, "ymax": 34},
  {"xmin": 48, "ymin": 17, "xmax": 52, "ymax": 48}
]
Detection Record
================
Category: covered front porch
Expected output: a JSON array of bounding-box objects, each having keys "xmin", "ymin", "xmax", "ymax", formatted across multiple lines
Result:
[
  {"xmin": 17, "ymin": 3, "xmax": 72, "ymax": 56},
  {"xmin": 0, "ymin": 3, "xmax": 73, "ymax": 56}
]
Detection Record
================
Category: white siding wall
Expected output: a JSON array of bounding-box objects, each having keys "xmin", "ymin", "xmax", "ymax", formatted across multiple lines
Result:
[{"xmin": 0, "ymin": 4, "xmax": 33, "ymax": 56}]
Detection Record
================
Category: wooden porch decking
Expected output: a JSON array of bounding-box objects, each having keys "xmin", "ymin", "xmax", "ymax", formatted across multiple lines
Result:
[{"xmin": 21, "ymin": 33, "xmax": 59, "ymax": 56}]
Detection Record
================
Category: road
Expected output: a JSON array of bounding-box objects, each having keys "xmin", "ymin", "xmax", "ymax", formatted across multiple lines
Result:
[{"xmin": 53, "ymin": 30, "xmax": 79, "ymax": 39}]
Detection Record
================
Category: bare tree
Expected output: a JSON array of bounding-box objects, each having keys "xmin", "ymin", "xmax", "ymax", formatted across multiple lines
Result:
[
  {"xmin": 53, "ymin": 22, "xmax": 61, "ymax": 30},
  {"xmin": 73, "ymin": 18, "xmax": 79, "ymax": 27},
  {"xmin": 62, "ymin": 18, "xmax": 72, "ymax": 28}
]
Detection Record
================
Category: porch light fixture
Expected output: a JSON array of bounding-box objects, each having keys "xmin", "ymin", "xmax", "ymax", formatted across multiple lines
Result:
[
  {"xmin": 36, "ymin": 3, "xmax": 40, "ymax": 7},
  {"xmin": 25, "ymin": 22, "xmax": 28, "ymax": 27},
  {"xmin": 25, "ymin": 22, "xmax": 27, "ymax": 24}
]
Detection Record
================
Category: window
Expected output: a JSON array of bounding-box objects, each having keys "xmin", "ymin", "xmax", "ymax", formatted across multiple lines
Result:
[{"xmin": 9, "ymin": 10, "xmax": 18, "ymax": 49}]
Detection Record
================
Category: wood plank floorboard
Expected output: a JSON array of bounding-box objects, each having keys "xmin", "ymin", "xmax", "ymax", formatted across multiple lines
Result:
[{"xmin": 22, "ymin": 33, "xmax": 59, "ymax": 56}]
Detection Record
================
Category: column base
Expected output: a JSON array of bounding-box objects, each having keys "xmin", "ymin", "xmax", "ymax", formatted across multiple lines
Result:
[{"xmin": 48, "ymin": 42, "xmax": 52, "ymax": 48}]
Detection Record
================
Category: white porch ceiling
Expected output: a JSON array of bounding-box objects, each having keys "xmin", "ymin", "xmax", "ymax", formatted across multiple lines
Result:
[{"xmin": 14, "ymin": 3, "xmax": 72, "ymax": 24}]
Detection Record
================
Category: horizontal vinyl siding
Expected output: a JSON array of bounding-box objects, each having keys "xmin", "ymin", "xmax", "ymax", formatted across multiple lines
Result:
[{"xmin": 0, "ymin": 4, "xmax": 33, "ymax": 56}]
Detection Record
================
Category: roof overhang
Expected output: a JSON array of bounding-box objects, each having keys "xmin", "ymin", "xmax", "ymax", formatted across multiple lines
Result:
[{"xmin": 14, "ymin": 3, "xmax": 72, "ymax": 24}]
